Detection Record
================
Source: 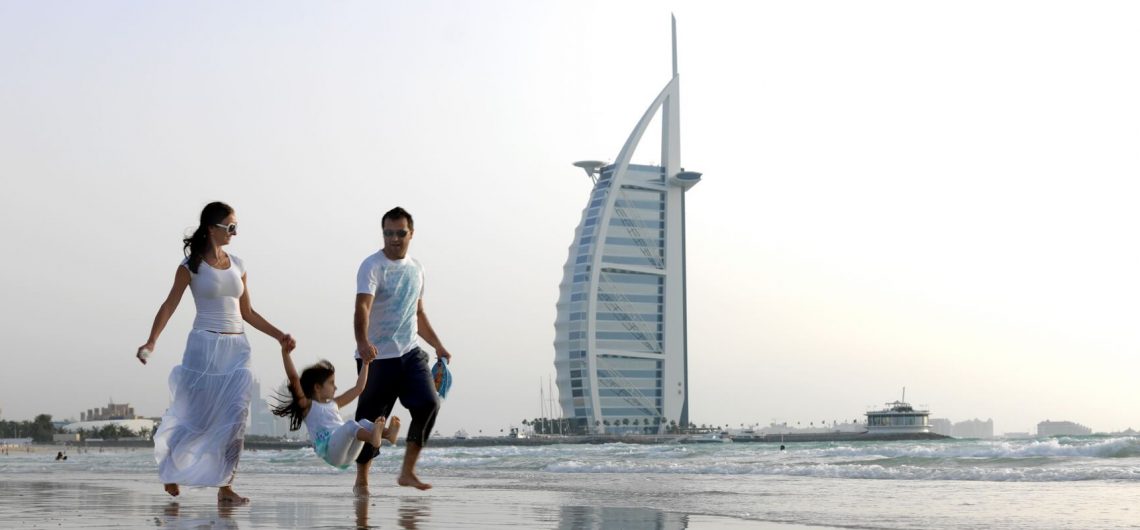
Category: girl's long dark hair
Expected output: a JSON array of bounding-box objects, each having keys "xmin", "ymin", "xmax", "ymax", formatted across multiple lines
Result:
[
  {"xmin": 271, "ymin": 360, "xmax": 335, "ymax": 431},
  {"xmin": 183, "ymin": 201, "xmax": 233, "ymax": 273}
]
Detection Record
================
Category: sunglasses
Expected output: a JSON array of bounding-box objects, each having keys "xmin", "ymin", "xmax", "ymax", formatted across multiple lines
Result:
[
  {"xmin": 383, "ymin": 229, "xmax": 410, "ymax": 238},
  {"xmin": 214, "ymin": 223, "xmax": 238, "ymax": 235}
]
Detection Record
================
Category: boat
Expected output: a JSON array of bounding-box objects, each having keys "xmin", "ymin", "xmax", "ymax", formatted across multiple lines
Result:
[
  {"xmin": 681, "ymin": 431, "xmax": 733, "ymax": 444},
  {"xmin": 454, "ymin": 429, "xmax": 469, "ymax": 440},
  {"xmin": 866, "ymin": 388, "xmax": 931, "ymax": 434}
]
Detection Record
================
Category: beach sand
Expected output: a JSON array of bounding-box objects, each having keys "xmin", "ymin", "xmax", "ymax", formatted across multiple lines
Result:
[{"xmin": 0, "ymin": 470, "xmax": 829, "ymax": 529}]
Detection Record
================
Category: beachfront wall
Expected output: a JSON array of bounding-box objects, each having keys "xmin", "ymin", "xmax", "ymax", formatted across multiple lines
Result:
[{"xmin": 553, "ymin": 18, "xmax": 700, "ymax": 435}]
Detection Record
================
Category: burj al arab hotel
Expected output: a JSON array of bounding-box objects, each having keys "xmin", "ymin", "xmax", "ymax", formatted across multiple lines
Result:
[{"xmin": 554, "ymin": 17, "xmax": 702, "ymax": 435}]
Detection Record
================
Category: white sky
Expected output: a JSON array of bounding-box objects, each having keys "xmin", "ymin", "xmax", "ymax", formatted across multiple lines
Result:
[{"xmin": 1, "ymin": 1, "xmax": 1138, "ymax": 435}]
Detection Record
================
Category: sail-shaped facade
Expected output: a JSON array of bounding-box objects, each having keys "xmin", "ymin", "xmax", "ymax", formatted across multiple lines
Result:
[{"xmin": 554, "ymin": 18, "xmax": 701, "ymax": 434}]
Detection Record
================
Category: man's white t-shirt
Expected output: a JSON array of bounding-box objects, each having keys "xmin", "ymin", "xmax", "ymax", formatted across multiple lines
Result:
[{"xmin": 356, "ymin": 251, "xmax": 424, "ymax": 359}]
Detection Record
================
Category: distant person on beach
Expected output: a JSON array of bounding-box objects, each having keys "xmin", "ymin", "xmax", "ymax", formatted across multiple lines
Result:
[
  {"xmin": 137, "ymin": 201, "xmax": 295, "ymax": 505},
  {"xmin": 271, "ymin": 341, "xmax": 400, "ymax": 468},
  {"xmin": 352, "ymin": 206, "xmax": 452, "ymax": 493}
]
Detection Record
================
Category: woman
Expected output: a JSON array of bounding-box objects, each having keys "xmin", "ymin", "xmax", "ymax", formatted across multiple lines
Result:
[{"xmin": 137, "ymin": 201, "xmax": 294, "ymax": 504}]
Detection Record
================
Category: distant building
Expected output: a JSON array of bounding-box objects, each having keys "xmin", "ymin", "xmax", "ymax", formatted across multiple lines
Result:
[
  {"xmin": 81, "ymin": 401, "xmax": 140, "ymax": 422},
  {"xmin": 61, "ymin": 418, "xmax": 155, "ymax": 436},
  {"xmin": 248, "ymin": 378, "xmax": 296, "ymax": 438},
  {"xmin": 952, "ymin": 418, "xmax": 994, "ymax": 439},
  {"xmin": 930, "ymin": 418, "xmax": 953, "ymax": 437},
  {"xmin": 865, "ymin": 399, "xmax": 932, "ymax": 434},
  {"xmin": 1037, "ymin": 420, "xmax": 1091, "ymax": 437},
  {"xmin": 553, "ymin": 18, "xmax": 701, "ymax": 435}
]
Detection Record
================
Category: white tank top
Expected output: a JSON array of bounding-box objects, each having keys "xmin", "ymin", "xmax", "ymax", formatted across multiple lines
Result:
[
  {"xmin": 304, "ymin": 400, "xmax": 344, "ymax": 440},
  {"xmin": 183, "ymin": 254, "xmax": 245, "ymax": 333}
]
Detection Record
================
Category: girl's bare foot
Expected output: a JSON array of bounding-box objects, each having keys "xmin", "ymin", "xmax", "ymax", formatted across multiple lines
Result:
[
  {"xmin": 369, "ymin": 416, "xmax": 387, "ymax": 447},
  {"xmin": 164, "ymin": 483, "xmax": 180, "ymax": 497},
  {"xmin": 397, "ymin": 472, "xmax": 432, "ymax": 490},
  {"xmin": 383, "ymin": 416, "xmax": 401, "ymax": 445},
  {"xmin": 217, "ymin": 486, "xmax": 249, "ymax": 505}
]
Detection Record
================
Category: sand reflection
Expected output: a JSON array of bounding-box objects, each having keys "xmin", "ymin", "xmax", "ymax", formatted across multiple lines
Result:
[{"xmin": 557, "ymin": 505, "xmax": 689, "ymax": 529}]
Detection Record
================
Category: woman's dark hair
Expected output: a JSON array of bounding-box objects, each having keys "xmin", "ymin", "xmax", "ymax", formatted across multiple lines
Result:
[
  {"xmin": 271, "ymin": 360, "xmax": 335, "ymax": 431},
  {"xmin": 183, "ymin": 201, "xmax": 234, "ymax": 273}
]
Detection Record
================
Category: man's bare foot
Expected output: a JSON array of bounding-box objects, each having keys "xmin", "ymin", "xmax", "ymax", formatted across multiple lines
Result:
[
  {"xmin": 164, "ymin": 483, "xmax": 180, "ymax": 497},
  {"xmin": 383, "ymin": 416, "xmax": 401, "ymax": 445},
  {"xmin": 354, "ymin": 461, "xmax": 371, "ymax": 496},
  {"xmin": 217, "ymin": 486, "xmax": 249, "ymax": 505},
  {"xmin": 369, "ymin": 416, "xmax": 387, "ymax": 447},
  {"xmin": 397, "ymin": 472, "xmax": 432, "ymax": 490}
]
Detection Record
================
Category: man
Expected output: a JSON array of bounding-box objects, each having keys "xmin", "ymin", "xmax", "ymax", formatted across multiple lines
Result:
[{"xmin": 353, "ymin": 206, "xmax": 452, "ymax": 493}]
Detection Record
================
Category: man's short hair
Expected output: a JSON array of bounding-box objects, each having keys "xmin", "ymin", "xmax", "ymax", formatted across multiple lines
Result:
[{"xmin": 382, "ymin": 206, "xmax": 414, "ymax": 230}]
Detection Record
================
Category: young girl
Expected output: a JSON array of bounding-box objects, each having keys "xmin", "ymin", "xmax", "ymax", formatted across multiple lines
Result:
[{"xmin": 272, "ymin": 344, "xmax": 399, "ymax": 469}]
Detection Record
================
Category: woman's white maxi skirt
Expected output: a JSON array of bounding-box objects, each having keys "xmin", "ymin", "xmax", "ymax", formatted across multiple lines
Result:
[{"xmin": 154, "ymin": 330, "xmax": 252, "ymax": 487}]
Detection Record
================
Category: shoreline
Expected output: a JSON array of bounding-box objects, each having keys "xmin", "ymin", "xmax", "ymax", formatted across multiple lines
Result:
[{"xmin": 20, "ymin": 431, "xmax": 950, "ymax": 452}]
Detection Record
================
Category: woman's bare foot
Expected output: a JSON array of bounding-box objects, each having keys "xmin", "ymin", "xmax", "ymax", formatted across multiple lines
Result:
[
  {"xmin": 383, "ymin": 416, "xmax": 401, "ymax": 445},
  {"xmin": 353, "ymin": 484, "xmax": 371, "ymax": 497},
  {"xmin": 369, "ymin": 416, "xmax": 387, "ymax": 447},
  {"xmin": 217, "ymin": 486, "xmax": 249, "ymax": 505},
  {"xmin": 164, "ymin": 483, "xmax": 180, "ymax": 497},
  {"xmin": 397, "ymin": 472, "xmax": 432, "ymax": 490}
]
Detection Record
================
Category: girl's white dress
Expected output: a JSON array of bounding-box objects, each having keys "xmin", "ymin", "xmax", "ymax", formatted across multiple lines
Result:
[{"xmin": 304, "ymin": 400, "xmax": 374, "ymax": 469}]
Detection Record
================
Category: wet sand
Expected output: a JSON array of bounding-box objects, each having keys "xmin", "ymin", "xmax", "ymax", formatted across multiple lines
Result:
[{"xmin": 0, "ymin": 471, "xmax": 830, "ymax": 529}]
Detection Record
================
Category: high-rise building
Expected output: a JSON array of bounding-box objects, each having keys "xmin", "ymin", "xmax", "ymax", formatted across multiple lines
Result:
[
  {"xmin": 554, "ymin": 17, "xmax": 701, "ymax": 435},
  {"xmin": 951, "ymin": 418, "xmax": 995, "ymax": 439},
  {"xmin": 929, "ymin": 418, "xmax": 953, "ymax": 437},
  {"xmin": 1037, "ymin": 420, "xmax": 1091, "ymax": 437},
  {"xmin": 81, "ymin": 401, "xmax": 139, "ymax": 422},
  {"xmin": 248, "ymin": 378, "xmax": 295, "ymax": 438}
]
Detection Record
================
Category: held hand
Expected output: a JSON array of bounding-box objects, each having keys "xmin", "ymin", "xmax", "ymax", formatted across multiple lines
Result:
[
  {"xmin": 137, "ymin": 343, "xmax": 155, "ymax": 365},
  {"xmin": 279, "ymin": 334, "xmax": 296, "ymax": 353},
  {"xmin": 357, "ymin": 341, "xmax": 378, "ymax": 363},
  {"xmin": 436, "ymin": 347, "xmax": 452, "ymax": 363}
]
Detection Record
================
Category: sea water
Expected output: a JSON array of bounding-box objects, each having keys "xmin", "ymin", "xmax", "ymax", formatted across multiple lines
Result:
[{"xmin": 2, "ymin": 436, "xmax": 1138, "ymax": 529}]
